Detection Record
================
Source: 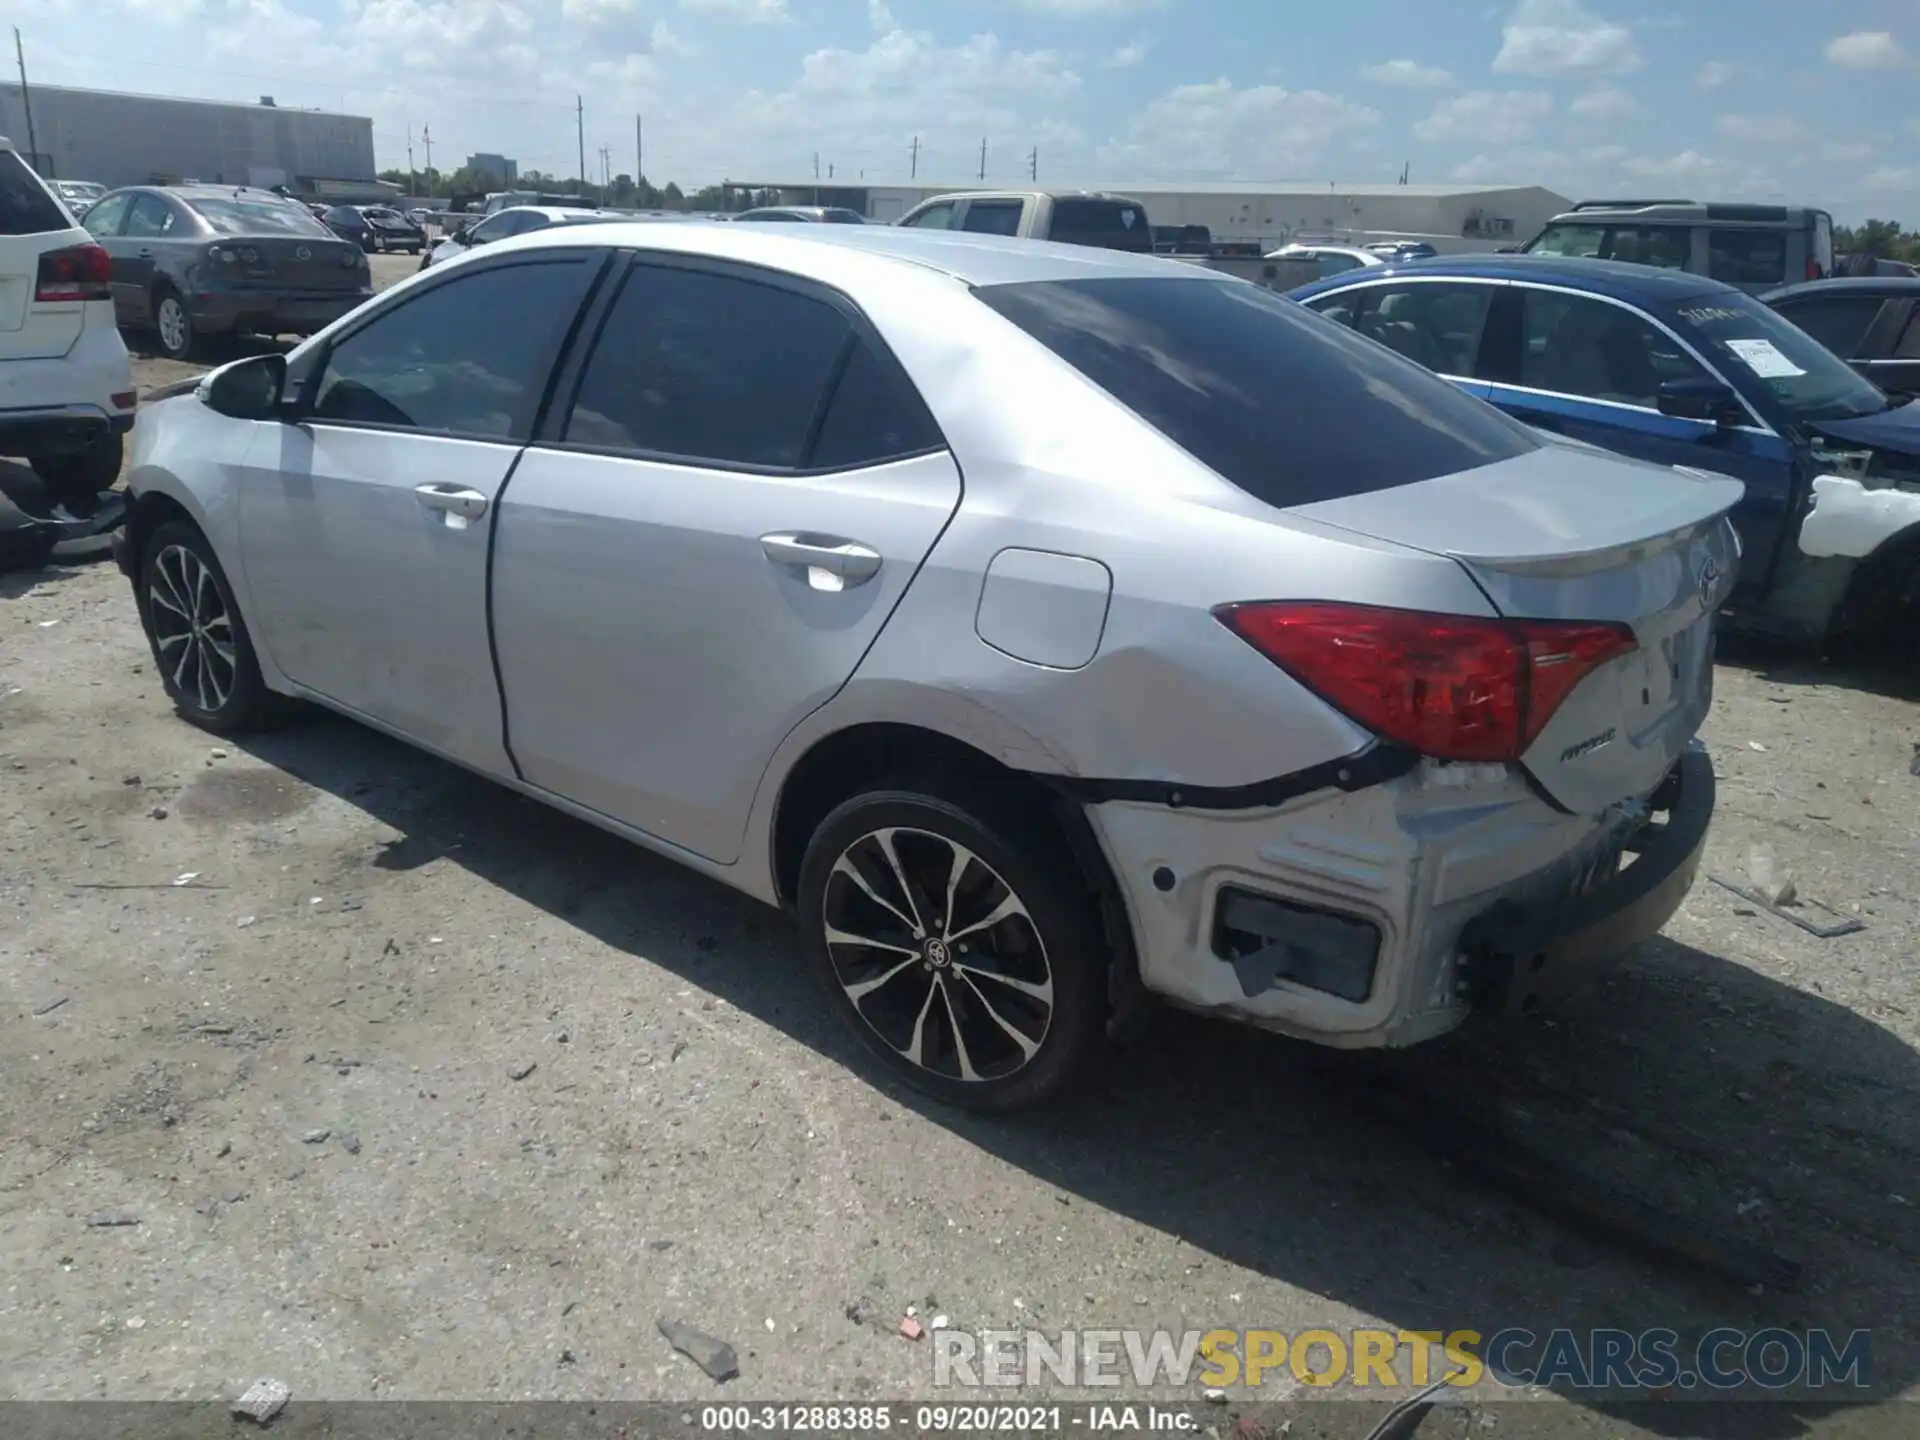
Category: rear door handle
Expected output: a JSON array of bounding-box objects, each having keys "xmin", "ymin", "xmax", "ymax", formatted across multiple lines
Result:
[
  {"xmin": 413, "ymin": 483, "xmax": 490, "ymax": 528},
  {"xmin": 760, "ymin": 532, "xmax": 883, "ymax": 589},
  {"xmin": 137, "ymin": 248, "xmax": 154, "ymax": 258}
]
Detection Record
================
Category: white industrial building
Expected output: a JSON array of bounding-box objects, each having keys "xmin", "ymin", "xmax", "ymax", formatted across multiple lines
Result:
[
  {"xmin": 0, "ymin": 82, "xmax": 380, "ymax": 197},
  {"xmin": 722, "ymin": 180, "xmax": 1572, "ymax": 252}
]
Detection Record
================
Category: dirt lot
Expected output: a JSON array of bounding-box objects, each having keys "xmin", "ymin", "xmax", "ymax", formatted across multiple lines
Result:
[{"xmin": 2, "ymin": 257, "xmax": 1918, "ymax": 1434}]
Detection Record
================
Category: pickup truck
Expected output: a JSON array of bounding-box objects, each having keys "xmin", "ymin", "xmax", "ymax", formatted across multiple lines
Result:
[{"xmin": 893, "ymin": 190, "xmax": 1314, "ymax": 289}]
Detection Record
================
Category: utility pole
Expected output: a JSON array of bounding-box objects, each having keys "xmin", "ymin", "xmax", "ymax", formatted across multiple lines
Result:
[
  {"xmin": 635, "ymin": 114, "xmax": 643, "ymax": 185},
  {"xmin": 978, "ymin": 137, "xmax": 987, "ymax": 182},
  {"xmin": 406, "ymin": 125, "xmax": 417, "ymax": 198},
  {"xmin": 576, "ymin": 95, "xmax": 586, "ymax": 190},
  {"xmin": 909, "ymin": 135, "xmax": 919, "ymax": 179},
  {"xmin": 1028, "ymin": 146, "xmax": 1037, "ymax": 182},
  {"xmin": 813, "ymin": 152, "xmax": 820, "ymax": 180},
  {"xmin": 422, "ymin": 124, "xmax": 432, "ymax": 192},
  {"xmin": 13, "ymin": 29, "xmax": 38, "ymax": 173},
  {"xmin": 599, "ymin": 146, "xmax": 611, "ymax": 193}
]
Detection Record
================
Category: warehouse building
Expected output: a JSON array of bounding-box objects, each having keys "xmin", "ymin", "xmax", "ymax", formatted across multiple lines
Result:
[
  {"xmin": 0, "ymin": 82, "xmax": 380, "ymax": 197},
  {"xmin": 721, "ymin": 179, "xmax": 1572, "ymax": 252}
]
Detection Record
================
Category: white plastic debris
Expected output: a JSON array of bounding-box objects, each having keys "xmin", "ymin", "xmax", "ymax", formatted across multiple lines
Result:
[
  {"xmin": 1745, "ymin": 844, "xmax": 1797, "ymax": 908},
  {"xmin": 232, "ymin": 1377, "xmax": 291, "ymax": 1426},
  {"xmin": 173, "ymin": 872, "xmax": 201, "ymax": 887}
]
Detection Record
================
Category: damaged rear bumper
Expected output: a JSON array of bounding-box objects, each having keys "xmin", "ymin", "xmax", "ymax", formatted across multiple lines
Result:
[{"xmin": 1455, "ymin": 745, "xmax": 1714, "ymax": 1017}]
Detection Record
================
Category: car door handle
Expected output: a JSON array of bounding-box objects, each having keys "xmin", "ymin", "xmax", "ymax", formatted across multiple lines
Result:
[
  {"xmin": 760, "ymin": 532, "xmax": 883, "ymax": 589},
  {"xmin": 413, "ymin": 483, "xmax": 490, "ymax": 526},
  {"xmin": 137, "ymin": 248, "xmax": 154, "ymax": 258}
]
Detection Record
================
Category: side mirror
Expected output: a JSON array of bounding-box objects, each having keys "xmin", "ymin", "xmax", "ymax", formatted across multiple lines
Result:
[
  {"xmin": 451, "ymin": 225, "xmax": 475, "ymax": 245},
  {"xmin": 1657, "ymin": 376, "xmax": 1743, "ymax": 429},
  {"xmin": 202, "ymin": 354, "xmax": 287, "ymax": 421}
]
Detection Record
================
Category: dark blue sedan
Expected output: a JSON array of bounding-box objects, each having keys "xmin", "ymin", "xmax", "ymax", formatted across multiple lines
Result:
[{"xmin": 1290, "ymin": 255, "xmax": 1920, "ymax": 642}]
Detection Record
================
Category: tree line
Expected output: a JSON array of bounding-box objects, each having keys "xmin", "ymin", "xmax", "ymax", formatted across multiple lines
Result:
[
  {"xmin": 1835, "ymin": 220, "xmax": 1920, "ymax": 265},
  {"xmin": 378, "ymin": 167, "xmax": 739, "ymax": 211}
]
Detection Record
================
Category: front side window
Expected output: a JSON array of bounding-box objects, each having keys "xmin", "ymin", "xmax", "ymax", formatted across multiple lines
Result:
[
  {"xmin": 1771, "ymin": 295, "xmax": 1885, "ymax": 358},
  {"xmin": 467, "ymin": 212, "xmax": 522, "ymax": 244},
  {"xmin": 1668, "ymin": 290, "xmax": 1892, "ymax": 423},
  {"xmin": 0, "ymin": 150, "xmax": 71, "ymax": 236},
  {"xmin": 124, "ymin": 195, "xmax": 179, "ymax": 239},
  {"xmin": 976, "ymin": 276, "xmax": 1540, "ymax": 510},
  {"xmin": 1525, "ymin": 223, "xmax": 1605, "ymax": 258},
  {"xmin": 1350, "ymin": 282, "xmax": 1496, "ymax": 377},
  {"xmin": 310, "ymin": 260, "xmax": 590, "ymax": 438},
  {"xmin": 562, "ymin": 265, "xmax": 852, "ymax": 468},
  {"xmin": 900, "ymin": 201, "xmax": 957, "ymax": 230},
  {"xmin": 81, "ymin": 192, "xmax": 133, "ymax": 238},
  {"xmin": 1707, "ymin": 229, "xmax": 1787, "ymax": 286},
  {"xmin": 961, "ymin": 200, "xmax": 1024, "ymax": 237},
  {"xmin": 1519, "ymin": 290, "xmax": 1705, "ymax": 408}
]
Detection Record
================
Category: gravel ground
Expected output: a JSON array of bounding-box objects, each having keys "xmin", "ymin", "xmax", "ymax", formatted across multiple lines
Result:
[{"xmin": 1, "ymin": 255, "xmax": 1918, "ymax": 1435}]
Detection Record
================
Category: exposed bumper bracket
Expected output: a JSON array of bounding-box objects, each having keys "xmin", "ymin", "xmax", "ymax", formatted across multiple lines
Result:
[{"xmin": 1038, "ymin": 741, "xmax": 1419, "ymax": 812}]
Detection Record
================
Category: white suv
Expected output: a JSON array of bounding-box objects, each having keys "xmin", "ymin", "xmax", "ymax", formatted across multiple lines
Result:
[{"xmin": 0, "ymin": 137, "xmax": 136, "ymax": 513}]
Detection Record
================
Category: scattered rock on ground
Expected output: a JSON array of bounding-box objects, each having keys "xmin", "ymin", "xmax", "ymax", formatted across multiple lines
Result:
[
  {"xmin": 232, "ymin": 1378, "xmax": 291, "ymax": 1426},
  {"xmin": 657, "ymin": 1317, "xmax": 740, "ymax": 1382}
]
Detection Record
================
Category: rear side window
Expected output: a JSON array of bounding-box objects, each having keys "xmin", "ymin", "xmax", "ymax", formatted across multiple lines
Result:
[
  {"xmin": 563, "ymin": 265, "xmax": 851, "ymax": 469},
  {"xmin": 1898, "ymin": 312, "xmax": 1920, "ymax": 361},
  {"xmin": 1773, "ymin": 295, "xmax": 1884, "ymax": 357},
  {"xmin": 961, "ymin": 200, "xmax": 1024, "ymax": 237},
  {"xmin": 1604, "ymin": 226, "xmax": 1688, "ymax": 269},
  {"xmin": 0, "ymin": 150, "xmax": 71, "ymax": 236},
  {"xmin": 1346, "ymin": 282, "xmax": 1496, "ymax": 377},
  {"xmin": 976, "ymin": 277, "xmax": 1539, "ymax": 508},
  {"xmin": 1708, "ymin": 229, "xmax": 1787, "ymax": 286},
  {"xmin": 1048, "ymin": 199, "xmax": 1153, "ymax": 253},
  {"xmin": 809, "ymin": 338, "xmax": 944, "ymax": 470}
]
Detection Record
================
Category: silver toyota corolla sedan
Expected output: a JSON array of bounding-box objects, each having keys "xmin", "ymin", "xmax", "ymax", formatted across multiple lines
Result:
[{"xmin": 114, "ymin": 221, "xmax": 1741, "ymax": 1112}]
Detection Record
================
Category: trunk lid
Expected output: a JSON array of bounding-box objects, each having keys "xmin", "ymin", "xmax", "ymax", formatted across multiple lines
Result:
[
  {"xmin": 224, "ymin": 236, "xmax": 366, "ymax": 292},
  {"xmin": 1290, "ymin": 442, "xmax": 1744, "ymax": 815}
]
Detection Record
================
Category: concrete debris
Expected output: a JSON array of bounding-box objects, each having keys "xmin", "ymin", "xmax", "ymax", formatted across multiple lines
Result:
[
  {"xmin": 301, "ymin": 1129, "xmax": 330, "ymax": 1144},
  {"xmin": 898, "ymin": 1316, "xmax": 924, "ymax": 1341},
  {"xmin": 931, "ymin": 1315, "xmax": 950, "ymax": 1330},
  {"xmin": 338, "ymin": 1133, "xmax": 361, "ymax": 1155},
  {"xmin": 648, "ymin": 1238, "xmax": 674, "ymax": 1252},
  {"xmin": 657, "ymin": 1317, "xmax": 740, "ymax": 1382},
  {"xmin": 216, "ymin": 1140, "xmax": 232, "ymax": 1159},
  {"xmin": 172, "ymin": 872, "xmax": 201, "ymax": 887},
  {"xmin": 85, "ymin": 1213, "xmax": 140, "ymax": 1227},
  {"xmin": 1745, "ymin": 844, "xmax": 1796, "ymax": 907},
  {"xmin": 236, "ymin": 916, "xmax": 257, "ymax": 929},
  {"xmin": 150, "ymin": 806, "xmax": 168, "ymax": 819},
  {"xmin": 231, "ymin": 1378, "xmax": 291, "ymax": 1426},
  {"xmin": 209, "ymin": 748, "xmax": 229, "ymax": 760},
  {"xmin": 508, "ymin": 1061, "xmax": 537, "ymax": 1081}
]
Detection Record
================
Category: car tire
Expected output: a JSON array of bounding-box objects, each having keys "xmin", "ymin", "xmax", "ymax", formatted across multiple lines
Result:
[
  {"xmin": 31, "ymin": 430, "xmax": 124, "ymax": 514},
  {"xmin": 151, "ymin": 286, "xmax": 197, "ymax": 362},
  {"xmin": 139, "ymin": 519, "xmax": 278, "ymax": 734},
  {"xmin": 796, "ymin": 783, "xmax": 1109, "ymax": 1113}
]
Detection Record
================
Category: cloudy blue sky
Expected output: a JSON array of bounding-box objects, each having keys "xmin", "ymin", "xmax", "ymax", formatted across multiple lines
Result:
[{"xmin": 12, "ymin": 0, "xmax": 1920, "ymax": 218}]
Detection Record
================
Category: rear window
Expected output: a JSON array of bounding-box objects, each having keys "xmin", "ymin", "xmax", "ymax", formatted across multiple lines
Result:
[
  {"xmin": 1707, "ymin": 229, "xmax": 1787, "ymax": 286},
  {"xmin": 0, "ymin": 151, "xmax": 72, "ymax": 236},
  {"xmin": 975, "ymin": 277, "xmax": 1540, "ymax": 508},
  {"xmin": 196, "ymin": 197, "xmax": 333, "ymax": 237},
  {"xmin": 1047, "ymin": 199, "xmax": 1153, "ymax": 254}
]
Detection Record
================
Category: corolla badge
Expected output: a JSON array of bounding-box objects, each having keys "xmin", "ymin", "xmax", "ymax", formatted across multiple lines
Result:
[
  {"xmin": 295, "ymin": 245, "xmax": 311, "ymax": 261},
  {"xmin": 1699, "ymin": 556, "xmax": 1722, "ymax": 608}
]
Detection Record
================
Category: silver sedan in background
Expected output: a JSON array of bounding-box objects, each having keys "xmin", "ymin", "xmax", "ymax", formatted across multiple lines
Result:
[{"xmin": 114, "ymin": 223, "xmax": 1736, "ymax": 1111}]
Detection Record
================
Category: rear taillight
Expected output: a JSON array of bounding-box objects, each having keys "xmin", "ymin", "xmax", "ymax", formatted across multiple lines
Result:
[
  {"xmin": 1215, "ymin": 602, "xmax": 1637, "ymax": 763},
  {"xmin": 1807, "ymin": 255, "xmax": 1820, "ymax": 280},
  {"xmin": 35, "ymin": 242, "xmax": 111, "ymax": 302}
]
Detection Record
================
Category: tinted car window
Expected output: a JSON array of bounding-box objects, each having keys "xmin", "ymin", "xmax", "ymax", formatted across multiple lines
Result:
[
  {"xmin": 1772, "ymin": 295, "xmax": 1885, "ymax": 357},
  {"xmin": 124, "ymin": 195, "xmax": 179, "ymax": 239},
  {"xmin": 563, "ymin": 266, "xmax": 851, "ymax": 468},
  {"xmin": 1351, "ymin": 282, "xmax": 1495, "ymax": 377},
  {"xmin": 961, "ymin": 200, "xmax": 1024, "ymax": 237},
  {"xmin": 193, "ymin": 196, "xmax": 331, "ymax": 237},
  {"xmin": 81, "ymin": 192, "xmax": 133, "ymax": 238},
  {"xmin": 1605, "ymin": 226, "xmax": 1688, "ymax": 269},
  {"xmin": 1708, "ymin": 229, "xmax": 1787, "ymax": 286},
  {"xmin": 1316, "ymin": 252, "xmax": 1365, "ymax": 278},
  {"xmin": 977, "ymin": 277, "xmax": 1539, "ymax": 508},
  {"xmin": 468, "ymin": 212, "xmax": 522, "ymax": 243},
  {"xmin": 312, "ymin": 260, "xmax": 589, "ymax": 438},
  {"xmin": 823, "ymin": 209, "xmax": 867, "ymax": 224},
  {"xmin": 0, "ymin": 150, "xmax": 71, "ymax": 236},
  {"xmin": 809, "ymin": 338, "xmax": 944, "ymax": 470},
  {"xmin": 1669, "ymin": 291, "xmax": 1890, "ymax": 423},
  {"xmin": 1048, "ymin": 199, "xmax": 1153, "ymax": 253},
  {"xmin": 1898, "ymin": 312, "xmax": 1920, "ymax": 361},
  {"xmin": 1519, "ymin": 290, "xmax": 1703, "ymax": 407}
]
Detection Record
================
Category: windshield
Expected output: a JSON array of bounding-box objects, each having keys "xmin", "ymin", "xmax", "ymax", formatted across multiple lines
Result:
[
  {"xmin": 1667, "ymin": 291, "xmax": 1893, "ymax": 423},
  {"xmin": 192, "ymin": 196, "xmax": 334, "ymax": 237}
]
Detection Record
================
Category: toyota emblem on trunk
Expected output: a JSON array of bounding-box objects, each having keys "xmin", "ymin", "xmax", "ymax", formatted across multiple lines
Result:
[
  {"xmin": 1699, "ymin": 557, "xmax": 1721, "ymax": 607},
  {"xmin": 295, "ymin": 245, "xmax": 311, "ymax": 261}
]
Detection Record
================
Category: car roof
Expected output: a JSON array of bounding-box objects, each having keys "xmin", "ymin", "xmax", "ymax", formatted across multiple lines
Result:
[
  {"xmin": 499, "ymin": 216, "xmax": 1219, "ymax": 287},
  {"xmin": 164, "ymin": 185, "xmax": 300, "ymax": 202},
  {"xmin": 1291, "ymin": 252, "xmax": 1736, "ymax": 304},
  {"xmin": 1761, "ymin": 276, "xmax": 1920, "ymax": 302}
]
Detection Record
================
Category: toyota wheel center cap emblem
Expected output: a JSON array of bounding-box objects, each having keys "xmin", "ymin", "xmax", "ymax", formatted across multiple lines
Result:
[
  {"xmin": 295, "ymin": 245, "xmax": 311, "ymax": 261},
  {"xmin": 923, "ymin": 938, "xmax": 951, "ymax": 968}
]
